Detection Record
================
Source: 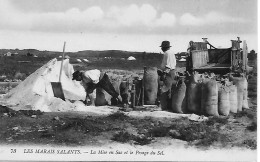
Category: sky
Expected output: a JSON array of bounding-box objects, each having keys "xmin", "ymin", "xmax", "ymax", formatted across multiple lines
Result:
[{"xmin": 0, "ymin": 0, "xmax": 258, "ymax": 53}]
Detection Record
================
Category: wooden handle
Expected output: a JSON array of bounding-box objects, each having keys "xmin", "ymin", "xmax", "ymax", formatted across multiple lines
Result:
[{"xmin": 59, "ymin": 42, "xmax": 66, "ymax": 82}]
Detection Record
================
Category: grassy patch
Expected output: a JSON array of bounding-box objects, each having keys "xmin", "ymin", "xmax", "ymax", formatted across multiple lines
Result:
[
  {"xmin": 111, "ymin": 131, "xmax": 153, "ymax": 145},
  {"xmin": 233, "ymin": 110, "xmax": 255, "ymax": 119},
  {"xmin": 56, "ymin": 117, "xmax": 116, "ymax": 135},
  {"xmin": 106, "ymin": 111, "xmax": 130, "ymax": 121},
  {"xmin": 206, "ymin": 116, "xmax": 229, "ymax": 126},
  {"xmin": 0, "ymin": 85, "xmax": 13, "ymax": 94},
  {"xmin": 51, "ymin": 129, "xmax": 86, "ymax": 145},
  {"xmin": 134, "ymin": 135, "xmax": 153, "ymax": 145},
  {"xmin": 0, "ymin": 105, "xmax": 18, "ymax": 117},
  {"xmin": 148, "ymin": 126, "xmax": 169, "ymax": 137},
  {"xmin": 195, "ymin": 131, "xmax": 230, "ymax": 147},
  {"xmin": 111, "ymin": 131, "xmax": 134, "ymax": 143},
  {"xmin": 242, "ymin": 139, "xmax": 257, "ymax": 149},
  {"xmin": 19, "ymin": 110, "xmax": 44, "ymax": 116},
  {"xmin": 177, "ymin": 123, "xmax": 208, "ymax": 141},
  {"xmin": 168, "ymin": 119, "xmax": 230, "ymax": 148}
]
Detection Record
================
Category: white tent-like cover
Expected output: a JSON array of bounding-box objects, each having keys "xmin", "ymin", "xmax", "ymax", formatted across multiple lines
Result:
[
  {"xmin": 127, "ymin": 56, "xmax": 136, "ymax": 60},
  {"xmin": 83, "ymin": 59, "xmax": 90, "ymax": 62},
  {"xmin": 3, "ymin": 59, "xmax": 87, "ymax": 112}
]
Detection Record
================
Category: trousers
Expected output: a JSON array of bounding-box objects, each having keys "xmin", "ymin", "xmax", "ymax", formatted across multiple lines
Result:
[
  {"xmin": 159, "ymin": 69, "xmax": 177, "ymax": 111},
  {"xmin": 160, "ymin": 69, "xmax": 176, "ymax": 93}
]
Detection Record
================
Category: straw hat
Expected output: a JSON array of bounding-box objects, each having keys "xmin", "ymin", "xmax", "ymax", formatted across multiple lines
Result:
[{"xmin": 160, "ymin": 41, "xmax": 171, "ymax": 48}]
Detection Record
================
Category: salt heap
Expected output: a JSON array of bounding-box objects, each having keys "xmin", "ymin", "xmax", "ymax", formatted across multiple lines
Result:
[{"xmin": 4, "ymin": 58, "xmax": 86, "ymax": 112}]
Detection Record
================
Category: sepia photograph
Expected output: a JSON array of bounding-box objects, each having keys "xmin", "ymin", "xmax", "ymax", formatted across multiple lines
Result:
[{"xmin": 0, "ymin": 0, "xmax": 257, "ymax": 161}]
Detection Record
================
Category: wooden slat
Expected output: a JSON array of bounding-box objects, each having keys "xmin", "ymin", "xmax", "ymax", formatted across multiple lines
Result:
[
  {"xmin": 243, "ymin": 40, "xmax": 248, "ymax": 71},
  {"xmin": 191, "ymin": 50, "xmax": 208, "ymax": 68}
]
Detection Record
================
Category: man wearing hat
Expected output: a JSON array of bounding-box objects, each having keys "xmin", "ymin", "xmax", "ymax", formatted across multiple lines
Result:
[
  {"xmin": 158, "ymin": 41, "xmax": 177, "ymax": 110},
  {"xmin": 72, "ymin": 69, "xmax": 121, "ymax": 106}
]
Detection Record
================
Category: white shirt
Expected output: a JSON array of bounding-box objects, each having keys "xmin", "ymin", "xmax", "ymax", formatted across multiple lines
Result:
[
  {"xmin": 82, "ymin": 69, "xmax": 101, "ymax": 84},
  {"xmin": 161, "ymin": 49, "xmax": 176, "ymax": 70}
]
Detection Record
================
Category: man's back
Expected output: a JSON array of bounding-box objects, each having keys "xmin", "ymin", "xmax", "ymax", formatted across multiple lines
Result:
[{"xmin": 161, "ymin": 49, "xmax": 176, "ymax": 70}]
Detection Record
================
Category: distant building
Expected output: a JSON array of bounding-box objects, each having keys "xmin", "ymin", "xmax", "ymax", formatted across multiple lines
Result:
[{"xmin": 4, "ymin": 52, "xmax": 12, "ymax": 56}]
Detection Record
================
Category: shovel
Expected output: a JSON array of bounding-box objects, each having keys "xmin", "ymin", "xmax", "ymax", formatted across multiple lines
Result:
[{"xmin": 51, "ymin": 42, "xmax": 66, "ymax": 101}]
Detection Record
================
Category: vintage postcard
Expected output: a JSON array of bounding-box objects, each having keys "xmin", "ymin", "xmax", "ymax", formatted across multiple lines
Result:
[{"xmin": 0, "ymin": 0, "xmax": 257, "ymax": 161}]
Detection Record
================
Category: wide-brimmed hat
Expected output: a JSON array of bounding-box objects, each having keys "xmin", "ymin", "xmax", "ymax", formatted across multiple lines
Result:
[{"xmin": 160, "ymin": 41, "xmax": 171, "ymax": 48}]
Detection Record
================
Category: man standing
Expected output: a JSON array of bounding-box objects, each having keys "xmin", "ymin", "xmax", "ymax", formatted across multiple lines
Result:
[
  {"xmin": 72, "ymin": 69, "xmax": 121, "ymax": 105},
  {"xmin": 159, "ymin": 40, "xmax": 177, "ymax": 110}
]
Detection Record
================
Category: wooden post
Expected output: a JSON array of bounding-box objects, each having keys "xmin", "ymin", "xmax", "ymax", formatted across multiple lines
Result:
[
  {"xmin": 142, "ymin": 66, "xmax": 146, "ymax": 106},
  {"xmin": 243, "ymin": 40, "xmax": 248, "ymax": 74},
  {"xmin": 131, "ymin": 82, "xmax": 136, "ymax": 108},
  {"xmin": 59, "ymin": 42, "xmax": 66, "ymax": 82}
]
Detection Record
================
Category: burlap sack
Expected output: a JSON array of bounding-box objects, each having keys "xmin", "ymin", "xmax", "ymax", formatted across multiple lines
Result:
[
  {"xmin": 218, "ymin": 86, "xmax": 230, "ymax": 116},
  {"xmin": 229, "ymin": 85, "xmax": 238, "ymax": 113},
  {"xmin": 144, "ymin": 67, "xmax": 158, "ymax": 105},
  {"xmin": 201, "ymin": 80, "xmax": 219, "ymax": 117},
  {"xmin": 171, "ymin": 80, "xmax": 186, "ymax": 113}
]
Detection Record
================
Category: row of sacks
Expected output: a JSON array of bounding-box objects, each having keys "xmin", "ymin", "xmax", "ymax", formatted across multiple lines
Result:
[
  {"xmin": 91, "ymin": 67, "xmax": 249, "ymax": 117},
  {"xmin": 161, "ymin": 73, "xmax": 249, "ymax": 117},
  {"xmin": 94, "ymin": 68, "xmax": 159, "ymax": 107}
]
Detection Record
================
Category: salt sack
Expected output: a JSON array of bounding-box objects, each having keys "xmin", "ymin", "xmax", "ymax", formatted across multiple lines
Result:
[
  {"xmin": 160, "ymin": 92, "xmax": 170, "ymax": 111},
  {"xmin": 229, "ymin": 85, "xmax": 238, "ymax": 113},
  {"xmin": 201, "ymin": 80, "xmax": 219, "ymax": 117},
  {"xmin": 218, "ymin": 85, "xmax": 230, "ymax": 116},
  {"xmin": 111, "ymin": 78, "xmax": 121, "ymax": 105},
  {"xmin": 95, "ymin": 87, "xmax": 109, "ymax": 106},
  {"xmin": 171, "ymin": 80, "xmax": 186, "ymax": 113},
  {"xmin": 120, "ymin": 81, "xmax": 131, "ymax": 105},
  {"xmin": 187, "ymin": 74, "xmax": 202, "ymax": 114},
  {"xmin": 229, "ymin": 76, "xmax": 247, "ymax": 111},
  {"xmin": 242, "ymin": 79, "xmax": 249, "ymax": 109},
  {"xmin": 143, "ymin": 67, "xmax": 158, "ymax": 105},
  {"xmin": 132, "ymin": 79, "xmax": 143, "ymax": 106}
]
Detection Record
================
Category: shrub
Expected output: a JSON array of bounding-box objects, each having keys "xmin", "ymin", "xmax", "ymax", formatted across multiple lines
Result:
[
  {"xmin": 52, "ymin": 129, "xmax": 86, "ymax": 145},
  {"xmin": 243, "ymin": 139, "xmax": 257, "ymax": 149},
  {"xmin": 233, "ymin": 110, "xmax": 255, "ymax": 119},
  {"xmin": 133, "ymin": 135, "xmax": 153, "ymax": 145},
  {"xmin": 107, "ymin": 112, "xmax": 129, "ymax": 121},
  {"xmin": 148, "ymin": 126, "xmax": 169, "ymax": 137},
  {"xmin": 178, "ymin": 123, "xmax": 208, "ymax": 141},
  {"xmin": 111, "ymin": 131, "xmax": 134, "ymax": 143},
  {"xmin": 247, "ymin": 121, "xmax": 257, "ymax": 131},
  {"xmin": 195, "ymin": 131, "xmax": 230, "ymax": 147},
  {"xmin": 206, "ymin": 116, "xmax": 228, "ymax": 126}
]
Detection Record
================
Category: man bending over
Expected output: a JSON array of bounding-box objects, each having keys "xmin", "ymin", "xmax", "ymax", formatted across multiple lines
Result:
[{"xmin": 72, "ymin": 69, "xmax": 121, "ymax": 106}]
